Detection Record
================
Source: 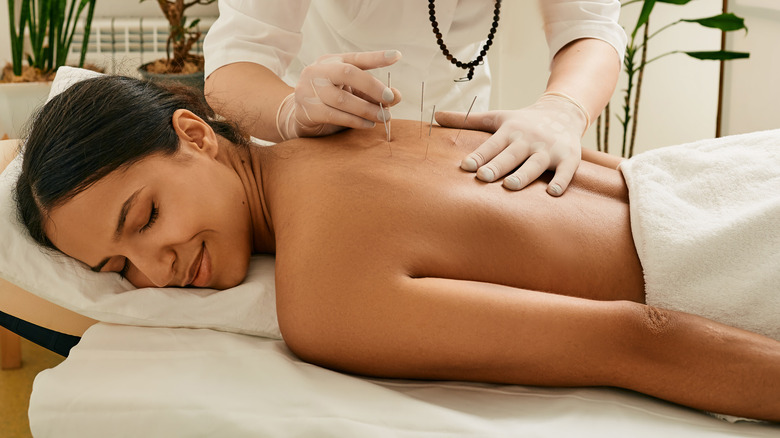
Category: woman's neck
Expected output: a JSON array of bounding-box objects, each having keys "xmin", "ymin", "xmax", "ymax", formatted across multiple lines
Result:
[{"xmin": 217, "ymin": 138, "xmax": 275, "ymax": 254}]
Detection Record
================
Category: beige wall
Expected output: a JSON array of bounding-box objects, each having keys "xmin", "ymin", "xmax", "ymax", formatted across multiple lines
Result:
[
  {"xmin": 0, "ymin": 4, "xmax": 9, "ymax": 66},
  {"xmin": 722, "ymin": 0, "xmax": 780, "ymax": 136}
]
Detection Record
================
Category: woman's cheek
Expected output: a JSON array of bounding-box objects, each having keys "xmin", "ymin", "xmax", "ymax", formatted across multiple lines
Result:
[{"xmin": 126, "ymin": 266, "xmax": 157, "ymax": 288}]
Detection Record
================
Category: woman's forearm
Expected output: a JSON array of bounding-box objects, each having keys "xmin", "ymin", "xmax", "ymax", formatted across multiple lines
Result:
[
  {"xmin": 622, "ymin": 304, "xmax": 780, "ymax": 421},
  {"xmin": 546, "ymin": 38, "xmax": 621, "ymax": 124},
  {"xmin": 205, "ymin": 62, "xmax": 293, "ymax": 142}
]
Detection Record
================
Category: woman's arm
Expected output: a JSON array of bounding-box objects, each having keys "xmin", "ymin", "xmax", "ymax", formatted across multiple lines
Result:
[
  {"xmin": 280, "ymin": 276, "xmax": 780, "ymax": 421},
  {"xmin": 545, "ymin": 38, "xmax": 621, "ymax": 128},
  {"xmin": 205, "ymin": 62, "xmax": 293, "ymax": 142},
  {"xmin": 582, "ymin": 147, "xmax": 624, "ymax": 170}
]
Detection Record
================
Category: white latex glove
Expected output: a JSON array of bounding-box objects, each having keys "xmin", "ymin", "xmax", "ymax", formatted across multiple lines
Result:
[
  {"xmin": 276, "ymin": 50, "xmax": 403, "ymax": 140},
  {"xmin": 436, "ymin": 92, "xmax": 590, "ymax": 196}
]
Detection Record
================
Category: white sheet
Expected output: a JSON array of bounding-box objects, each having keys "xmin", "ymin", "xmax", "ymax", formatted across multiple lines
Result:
[{"xmin": 29, "ymin": 323, "xmax": 779, "ymax": 437}]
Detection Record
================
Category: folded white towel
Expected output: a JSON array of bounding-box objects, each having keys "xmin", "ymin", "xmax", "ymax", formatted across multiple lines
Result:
[{"xmin": 620, "ymin": 129, "xmax": 780, "ymax": 342}]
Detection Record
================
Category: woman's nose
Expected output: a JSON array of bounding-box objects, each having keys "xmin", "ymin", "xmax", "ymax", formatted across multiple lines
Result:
[{"xmin": 128, "ymin": 247, "xmax": 176, "ymax": 288}]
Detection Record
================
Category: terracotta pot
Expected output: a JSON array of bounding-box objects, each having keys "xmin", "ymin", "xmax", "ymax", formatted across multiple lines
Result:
[
  {"xmin": 137, "ymin": 63, "xmax": 205, "ymax": 93},
  {"xmin": 0, "ymin": 81, "xmax": 52, "ymax": 139}
]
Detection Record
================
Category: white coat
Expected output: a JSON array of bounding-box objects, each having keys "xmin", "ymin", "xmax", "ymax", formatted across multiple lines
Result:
[{"xmin": 204, "ymin": 0, "xmax": 627, "ymax": 119}]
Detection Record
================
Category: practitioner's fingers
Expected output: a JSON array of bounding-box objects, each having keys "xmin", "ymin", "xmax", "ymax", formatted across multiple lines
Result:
[
  {"xmin": 294, "ymin": 86, "xmax": 376, "ymax": 131},
  {"xmin": 443, "ymin": 102, "xmax": 586, "ymax": 194},
  {"xmin": 351, "ymin": 87, "xmax": 402, "ymax": 108},
  {"xmin": 297, "ymin": 58, "xmax": 402, "ymax": 128},
  {"xmin": 502, "ymin": 152, "xmax": 551, "ymax": 191},
  {"xmin": 312, "ymin": 51, "xmax": 402, "ymax": 105},
  {"xmin": 459, "ymin": 128, "xmax": 517, "ymax": 173},
  {"xmin": 435, "ymin": 110, "xmax": 502, "ymax": 133},
  {"xmin": 545, "ymin": 154, "xmax": 580, "ymax": 196},
  {"xmin": 304, "ymin": 78, "xmax": 391, "ymax": 127},
  {"xmin": 319, "ymin": 62, "xmax": 399, "ymax": 107},
  {"xmin": 279, "ymin": 50, "xmax": 405, "ymax": 139},
  {"xmin": 327, "ymin": 49, "xmax": 403, "ymax": 71}
]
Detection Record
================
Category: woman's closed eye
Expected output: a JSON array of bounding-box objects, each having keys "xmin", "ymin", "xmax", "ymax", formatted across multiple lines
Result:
[
  {"xmin": 140, "ymin": 202, "xmax": 159, "ymax": 233},
  {"xmin": 115, "ymin": 202, "xmax": 157, "ymax": 278}
]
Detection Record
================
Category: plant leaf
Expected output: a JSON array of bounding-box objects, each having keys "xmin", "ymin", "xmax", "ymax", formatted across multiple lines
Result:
[
  {"xmin": 656, "ymin": 0, "xmax": 692, "ymax": 4},
  {"xmin": 78, "ymin": 0, "xmax": 98, "ymax": 68},
  {"xmin": 681, "ymin": 13, "xmax": 747, "ymax": 32},
  {"xmin": 685, "ymin": 51, "xmax": 750, "ymax": 60},
  {"xmin": 632, "ymin": 0, "xmax": 657, "ymax": 40},
  {"xmin": 189, "ymin": 18, "xmax": 201, "ymax": 29}
]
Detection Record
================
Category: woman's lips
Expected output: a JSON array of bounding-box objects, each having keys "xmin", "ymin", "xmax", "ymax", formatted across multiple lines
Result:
[{"xmin": 190, "ymin": 244, "xmax": 212, "ymax": 288}]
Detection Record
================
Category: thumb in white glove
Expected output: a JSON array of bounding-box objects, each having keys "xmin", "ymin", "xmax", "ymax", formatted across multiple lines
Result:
[{"xmin": 275, "ymin": 50, "xmax": 402, "ymax": 140}]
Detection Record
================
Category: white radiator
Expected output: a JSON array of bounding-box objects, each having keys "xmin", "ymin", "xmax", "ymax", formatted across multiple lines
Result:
[{"xmin": 68, "ymin": 17, "xmax": 216, "ymax": 76}]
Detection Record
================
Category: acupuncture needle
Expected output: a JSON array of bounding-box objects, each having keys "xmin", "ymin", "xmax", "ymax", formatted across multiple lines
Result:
[
  {"xmin": 386, "ymin": 72, "xmax": 392, "ymax": 142},
  {"xmin": 380, "ymin": 102, "xmax": 391, "ymax": 144},
  {"xmin": 420, "ymin": 81, "xmax": 425, "ymax": 138},
  {"xmin": 429, "ymin": 104, "xmax": 436, "ymax": 137},
  {"xmin": 454, "ymin": 96, "xmax": 477, "ymax": 145},
  {"xmin": 426, "ymin": 104, "xmax": 436, "ymax": 160}
]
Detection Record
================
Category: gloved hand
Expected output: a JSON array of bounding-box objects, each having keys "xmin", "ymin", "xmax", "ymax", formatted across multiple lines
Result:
[
  {"xmin": 436, "ymin": 92, "xmax": 590, "ymax": 196},
  {"xmin": 276, "ymin": 50, "xmax": 403, "ymax": 140}
]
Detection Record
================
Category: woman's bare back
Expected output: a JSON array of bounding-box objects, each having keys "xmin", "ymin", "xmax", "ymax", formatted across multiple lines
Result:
[
  {"xmin": 261, "ymin": 120, "xmax": 644, "ymax": 304},
  {"xmin": 247, "ymin": 122, "xmax": 780, "ymax": 422}
]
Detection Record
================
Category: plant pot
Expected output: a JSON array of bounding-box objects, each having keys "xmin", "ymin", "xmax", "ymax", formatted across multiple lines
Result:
[
  {"xmin": 0, "ymin": 81, "xmax": 52, "ymax": 139},
  {"xmin": 137, "ymin": 63, "xmax": 205, "ymax": 93}
]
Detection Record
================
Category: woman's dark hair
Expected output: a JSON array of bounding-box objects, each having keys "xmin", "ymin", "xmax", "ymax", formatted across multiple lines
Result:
[{"xmin": 15, "ymin": 75, "xmax": 249, "ymax": 250}]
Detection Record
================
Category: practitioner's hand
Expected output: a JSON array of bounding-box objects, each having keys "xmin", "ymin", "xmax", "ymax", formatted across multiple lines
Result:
[
  {"xmin": 276, "ymin": 50, "xmax": 403, "ymax": 140},
  {"xmin": 436, "ymin": 93, "xmax": 589, "ymax": 196}
]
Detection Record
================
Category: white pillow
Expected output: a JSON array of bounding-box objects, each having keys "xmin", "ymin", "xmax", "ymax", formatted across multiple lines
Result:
[{"xmin": 0, "ymin": 67, "xmax": 282, "ymax": 339}]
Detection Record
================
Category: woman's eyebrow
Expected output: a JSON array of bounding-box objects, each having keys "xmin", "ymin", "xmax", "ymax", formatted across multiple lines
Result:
[{"xmin": 114, "ymin": 188, "xmax": 144, "ymax": 242}]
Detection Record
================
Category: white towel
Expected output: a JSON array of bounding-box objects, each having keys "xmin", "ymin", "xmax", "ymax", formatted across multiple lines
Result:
[{"xmin": 619, "ymin": 129, "xmax": 780, "ymax": 342}]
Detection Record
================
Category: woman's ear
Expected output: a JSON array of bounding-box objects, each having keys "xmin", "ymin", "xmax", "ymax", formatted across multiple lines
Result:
[{"xmin": 171, "ymin": 109, "xmax": 219, "ymax": 158}]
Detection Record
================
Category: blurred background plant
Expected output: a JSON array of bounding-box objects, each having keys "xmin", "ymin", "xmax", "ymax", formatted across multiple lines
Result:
[
  {"xmin": 597, "ymin": 0, "xmax": 749, "ymax": 157},
  {"xmin": 3, "ymin": 0, "xmax": 97, "ymax": 82},
  {"xmin": 138, "ymin": 0, "xmax": 216, "ymax": 75}
]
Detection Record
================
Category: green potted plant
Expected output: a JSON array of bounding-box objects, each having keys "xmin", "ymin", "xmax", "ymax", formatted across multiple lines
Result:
[
  {"xmin": 1, "ymin": 0, "xmax": 97, "ymax": 139},
  {"xmin": 137, "ymin": 0, "xmax": 216, "ymax": 91},
  {"xmin": 595, "ymin": 0, "xmax": 748, "ymax": 158}
]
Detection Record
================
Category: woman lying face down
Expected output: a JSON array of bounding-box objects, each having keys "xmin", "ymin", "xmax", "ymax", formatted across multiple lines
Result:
[{"xmin": 16, "ymin": 76, "xmax": 780, "ymax": 422}]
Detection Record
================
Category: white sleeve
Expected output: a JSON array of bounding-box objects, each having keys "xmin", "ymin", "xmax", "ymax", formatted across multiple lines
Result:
[
  {"xmin": 203, "ymin": 0, "xmax": 312, "ymax": 78},
  {"xmin": 539, "ymin": 0, "xmax": 627, "ymax": 64}
]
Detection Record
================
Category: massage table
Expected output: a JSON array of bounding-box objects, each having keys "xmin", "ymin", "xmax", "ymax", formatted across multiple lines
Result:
[{"xmin": 1, "ymin": 69, "xmax": 778, "ymax": 436}]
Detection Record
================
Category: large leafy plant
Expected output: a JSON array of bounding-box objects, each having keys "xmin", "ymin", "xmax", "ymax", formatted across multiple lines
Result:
[
  {"xmin": 6, "ymin": 0, "xmax": 97, "ymax": 78},
  {"xmin": 597, "ymin": 0, "xmax": 749, "ymax": 157},
  {"xmin": 140, "ymin": 0, "xmax": 216, "ymax": 74}
]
